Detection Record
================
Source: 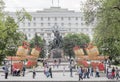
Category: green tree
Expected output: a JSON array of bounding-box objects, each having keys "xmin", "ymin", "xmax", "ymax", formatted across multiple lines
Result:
[
  {"xmin": 0, "ymin": 0, "xmax": 31, "ymax": 64},
  {"xmin": 62, "ymin": 33, "xmax": 90, "ymax": 58},
  {"xmin": 0, "ymin": 16, "xmax": 28, "ymax": 58},
  {"xmin": 84, "ymin": 0, "xmax": 120, "ymax": 63},
  {"xmin": 29, "ymin": 35, "xmax": 46, "ymax": 58}
]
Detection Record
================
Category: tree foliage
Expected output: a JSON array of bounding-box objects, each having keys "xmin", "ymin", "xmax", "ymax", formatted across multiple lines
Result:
[
  {"xmin": 62, "ymin": 33, "xmax": 90, "ymax": 58},
  {"xmin": 84, "ymin": 0, "xmax": 120, "ymax": 63},
  {"xmin": 0, "ymin": 1, "xmax": 32, "ymax": 64}
]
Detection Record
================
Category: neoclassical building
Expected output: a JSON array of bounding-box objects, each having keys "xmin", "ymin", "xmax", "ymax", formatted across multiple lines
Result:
[{"xmin": 9, "ymin": 7, "xmax": 94, "ymax": 45}]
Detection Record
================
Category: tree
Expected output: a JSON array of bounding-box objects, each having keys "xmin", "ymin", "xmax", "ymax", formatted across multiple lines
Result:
[
  {"xmin": 0, "ymin": 0, "xmax": 32, "ymax": 64},
  {"xmin": 29, "ymin": 35, "xmax": 46, "ymax": 58},
  {"xmin": 62, "ymin": 33, "xmax": 90, "ymax": 58},
  {"xmin": 0, "ymin": 16, "xmax": 28, "ymax": 58},
  {"xmin": 84, "ymin": 0, "xmax": 120, "ymax": 64}
]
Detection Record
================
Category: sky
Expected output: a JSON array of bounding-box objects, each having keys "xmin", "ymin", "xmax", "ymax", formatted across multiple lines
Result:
[{"xmin": 4, "ymin": 0, "xmax": 86, "ymax": 12}]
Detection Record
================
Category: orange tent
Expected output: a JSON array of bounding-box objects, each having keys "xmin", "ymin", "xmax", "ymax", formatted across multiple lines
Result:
[
  {"xmin": 26, "ymin": 60, "xmax": 37, "ymax": 68},
  {"xmin": 82, "ymin": 60, "xmax": 89, "ymax": 67},
  {"xmin": 13, "ymin": 62, "xmax": 23, "ymax": 70}
]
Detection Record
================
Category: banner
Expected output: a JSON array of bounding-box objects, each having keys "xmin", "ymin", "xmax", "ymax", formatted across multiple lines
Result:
[
  {"xmin": 31, "ymin": 48, "xmax": 40, "ymax": 57},
  {"xmin": 73, "ymin": 46, "xmax": 84, "ymax": 57},
  {"xmin": 85, "ymin": 46, "xmax": 99, "ymax": 60},
  {"xmin": 16, "ymin": 46, "xmax": 29, "ymax": 56}
]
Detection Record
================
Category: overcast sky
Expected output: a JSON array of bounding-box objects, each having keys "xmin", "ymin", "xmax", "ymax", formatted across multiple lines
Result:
[{"xmin": 4, "ymin": 0, "xmax": 86, "ymax": 12}]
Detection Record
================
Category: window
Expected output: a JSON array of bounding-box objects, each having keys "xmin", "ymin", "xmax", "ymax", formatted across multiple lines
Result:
[
  {"xmin": 61, "ymin": 23, "xmax": 64, "ymax": 26},
  {"xmin": 81, "ymin": 17, "xmax": 83, "ymax": 21},
  {"xmin": 76, "ymin": 17, "xmax": 78, "ymax": 20},
  {"xmin": 28, "ymin": 34, "xmax": 31, "ymax": 37},
  {"xmin": 34, "ymin": 29, "xmax": 36, "ymax": 31},
  {"xmin": 33, "ymin": 23, "xmax": 36, "ymax": 26},
  {"xmin": 48, "ymin": 17, "xmax": 50, "ymax": 21},
  {"xmin": 28, "ymin": 28, "xmax": 31, "ymax": 31},
  {"xmin": 41, "ymin": 23, "xmax": 43, "ymax": 26},
  {"xmin": 55, "ymin": 17, "xmax": 57, "ymax": 21},
  {"xmin": 76, "ymin": 28, "xmax": 78, "ymax": 31},
  {"xmin": 28, "ymin": 23, "xmax": 30, "ymax": 27},
  {"xmin": 61, "ymin": 17, "xmax": 63, "ymax": 20},
  {"xmin": 41, "ymin": 17, "xmax": 43, "ymax": 21},
  {"xmin": 81, "ymin": 28, "xmax": 83, "ymax": 31},
  {"xmin": 68, "ymin": 17, "xmax": 71, "ymax": 20},
  {"xmin": 33, "ymin": 17, "xmax": 36, "ymax": 21},
  {"xmin": 23, "ymin": 28, "xmax": 25, "ymax": 31},
  {"xmin": 69, "ymin": 28, "xmax": 71, "ymax": 31},
  {"xmin": 41, "ymin": 28, "xmax": 43, "ymax": 31},
  {"xmin": 40, "ymin": 33, "xmax": 44, "ymax": 36},
  {"xmin": 54, "ymin": 23, "xmax": 57, "ymax": 25},
  {"xmin": 48, "ymin": 23, "xmax": 50, "ymax": 26},
  {"xmin": 23, "ymin": 23, "xmax": 25, "ymax": 26},
  {"xmin": 76, "ymin": 23, "xmax": 78, "ymax": 26},
  {"xmin": 86, "ymin": 29, "xmax": 88, "ymax": 31},
  {"xmin": 81, "ymin": 23, "xmax": 83, "ymax": 25},
  {"xmin": 68, "ymin": 23, "xmax": 71, "ymax": 26}
]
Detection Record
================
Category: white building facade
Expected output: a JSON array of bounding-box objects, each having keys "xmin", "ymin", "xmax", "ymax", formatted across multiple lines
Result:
[{"xmin": 9, "ymin": 7, "xmax": 94, "ymax": 45}]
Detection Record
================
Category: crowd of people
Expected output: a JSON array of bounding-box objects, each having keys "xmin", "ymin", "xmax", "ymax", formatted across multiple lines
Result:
[
  {"xmin": 42, "ymin": 59, "xmax": 120, "ymax": 81},
  {"xmin": 106, "ymin": 66, "xmax": 119, "ymax": 80},
  {"xmin": 2, "ymin": 59, "xmax": 120, "ymax": 81}
]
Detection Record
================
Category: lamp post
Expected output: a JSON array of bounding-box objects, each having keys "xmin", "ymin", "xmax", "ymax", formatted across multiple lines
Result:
[
  {"xmin": 9, "ymin": 46, "xmax": 16, "ymax": 74},
  {"xmin": 11, "ymin": 56, "xmax": 12, "ymax": 74}
]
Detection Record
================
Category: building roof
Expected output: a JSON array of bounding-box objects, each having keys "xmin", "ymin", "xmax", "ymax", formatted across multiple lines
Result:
[{"xmin": 36, "ymin": 7, "xmax": 75, "ymax": 13}]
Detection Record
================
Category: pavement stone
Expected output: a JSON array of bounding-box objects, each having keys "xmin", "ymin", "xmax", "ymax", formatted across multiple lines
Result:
[
  {"xmin": 0, "ymin": 62, "xmax": 120, "ymax": 82},
  {"xmin": 0, "ymin": 71, "xmax": 119, "ymax": 81}
]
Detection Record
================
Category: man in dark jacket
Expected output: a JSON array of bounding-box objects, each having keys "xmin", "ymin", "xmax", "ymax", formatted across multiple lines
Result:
[{"xmin": 49, "ymin": 66, "xmax": 52, "ymax": 78}]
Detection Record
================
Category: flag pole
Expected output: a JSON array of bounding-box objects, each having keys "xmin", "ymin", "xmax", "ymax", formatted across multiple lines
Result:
[
  {"xmin": 58, "ymin": 0, "xmax": 59, "ymax": 7},
  {"xmin": 52, "ymin": 0, "xmax": 53, "ymax": 6}
]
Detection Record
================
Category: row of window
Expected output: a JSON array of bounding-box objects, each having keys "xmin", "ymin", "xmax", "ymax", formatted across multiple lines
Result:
[
  {"xmin": 32, "ymin": 17, "xmax": 84, "ymax": 21},
  {"xmin": 22, "ymin": 28, "xmax": 92, "ymax": 33},
  {"xmin": 21, "ymin": 22, "xmax": 84, "ymax": 27},
  {"xmin": 26, "ymin": 30, "xmax": 91, "ymax": 38}
]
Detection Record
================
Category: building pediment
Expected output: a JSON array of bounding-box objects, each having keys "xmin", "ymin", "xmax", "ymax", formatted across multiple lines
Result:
[{"xmin": 36, "ymin": 7, "xmax": 74, "ymax": 13}]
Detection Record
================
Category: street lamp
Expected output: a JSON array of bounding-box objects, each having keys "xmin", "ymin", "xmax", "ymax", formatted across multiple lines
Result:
[
  {"xmin": 8, "ymin": 46, "xmax": 16, "ymax": 74},
  {"xmin": 11, "ymin": 56, "xmax": 12, "ymax": 74}
]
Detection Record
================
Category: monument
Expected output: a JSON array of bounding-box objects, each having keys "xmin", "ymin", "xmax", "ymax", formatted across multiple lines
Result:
[{"xmin": 49, "ymin": 25, "xmax": 63, "ymax": 58}]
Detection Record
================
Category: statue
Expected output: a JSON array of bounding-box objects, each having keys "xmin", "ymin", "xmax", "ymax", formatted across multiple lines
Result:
[
  {"xmin": 49, "ymin": 25, "xmax": 63, "ymax": 58},
  {"xmin": 52, "ymin": 25, "xmax": 62, "ymax": 48}
]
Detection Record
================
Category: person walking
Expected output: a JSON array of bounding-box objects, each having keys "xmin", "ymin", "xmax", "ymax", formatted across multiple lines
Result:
[
  {"xmin": 49, "ymin": 66, "xmax": 53, "ymax": 78},
  {"xmin": 63, "ymin": 66, "xmax": 65, "ymax": 76},
  {"xmin": 84, "ymin": 68, "xmax": 87, "ymax": 78},
  {"xmin": 95, "ymin": 67, "xmax": 100, "ymax": 77},
  {"xmin": 115, "ymin": 67, "xmax": 119, "ymax": 80},
  {"xmin": 90, "ymin": 66, "xmax": 94, "ymax": 77},
  {"xmin": 77, "ymin": 66, "xmax": 83, "ymax": 81},
  {"xmin": 32, "ymin": 66, "xmax": 36, "ymax": 79},
  {"xmin": 44, "ymin": 66, "xmax": 50, "ymax": 77},
  {"xmin": 53, "ymin": 60, "xmax": 57, "ymax": 68},
  {"xmin": 87, "ymin": 67, "xmax": 90, "ymax": 78},
  {"xmin": 22, "ymin": 65, "xmax": 26, "ymax": 76},
  {"xmin": 4, "ymin": 64, "xmax": 9, "ymax": 79},
  {"xmin": 108, "ymin": 65, "xmax": 112, "ymax": 79},
  {"xmin": 112, "ymin": 67, "xmax": 115, "ymax": 79},
  {"xmin": 70, "ymin": 65, "xmax": 73, "ymax": 77},
  {"xmin": 58, "ymin": 58, "xmax": 61, "ymax": 65}
]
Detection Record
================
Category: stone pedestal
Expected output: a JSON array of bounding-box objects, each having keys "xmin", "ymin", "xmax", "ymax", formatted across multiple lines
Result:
[{"xmin": 50, "ymin": 48, "xmax": 63, "ymax": 58}]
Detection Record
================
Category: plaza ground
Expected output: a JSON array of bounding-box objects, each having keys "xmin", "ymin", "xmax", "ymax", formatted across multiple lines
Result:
[{"xmin": 0, "ymin": 65, "xmax": 119, "ymax": 82}]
